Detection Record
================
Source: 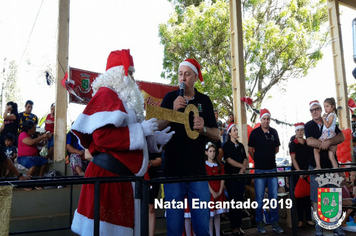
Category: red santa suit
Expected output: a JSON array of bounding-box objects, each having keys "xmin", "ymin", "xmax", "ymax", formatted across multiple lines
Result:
[{"xmin": 71, "ymin": 50, "xmax": 151, "ymax": 236}]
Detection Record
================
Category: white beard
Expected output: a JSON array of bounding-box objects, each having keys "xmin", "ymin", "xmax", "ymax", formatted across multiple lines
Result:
[{"xmin": 91, "ymin": 66, "xmax": 145, "ymax": 122}]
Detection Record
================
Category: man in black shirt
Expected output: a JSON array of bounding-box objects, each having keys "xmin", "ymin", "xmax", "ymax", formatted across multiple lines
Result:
[
  {"xmin": 305, "ymin": 100, "xmax": 345, "ymax": 236},
  {"xmin": 158, "ymin": 58, "xmax": 219, "ymax": 236},
  {"xmin": 248, "ymin": 109, "xmax": 283, "ymax": 234}
]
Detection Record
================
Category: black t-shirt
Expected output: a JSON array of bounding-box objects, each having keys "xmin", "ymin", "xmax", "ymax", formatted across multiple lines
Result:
[
  {"xmin": 2, "ymin": 113, "xmax": 19, "ymax": 136},
  {"xmin": 0, "ymin": 112, "xmax": 19, "ymax": 147},
  {"xmin": 223, "ymin": 139, "xmax": 247, "ymax": 174},
  {"xmin": 304, "ymin": 119, "xmax": 341, "ymax": 168},
  {"xmin": 248, "ymin": 126, "xmax": 280, "ymax": 170},
  {"xmin": 289, "ymin": 138, "xmax": 313, "ymax": 171},
  {"xmin": 216, "ymin": 120, "xmax": 223, "ymax": 131},
  {"xmin": 213, "ymin": 139, "xmax": 222, "ymax": 152},
  {"xmin": 148, "ymin": 152, "xmax": 161, "ymax": 180},
  {"xmin": 161, "ymin": 88, "xmax": 217, "ymax": 177},
  {"xmin": 0, "ymin": 147, "xmax": 8, "ymax": 163}
]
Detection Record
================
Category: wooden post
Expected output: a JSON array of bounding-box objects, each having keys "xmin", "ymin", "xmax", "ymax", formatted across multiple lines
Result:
[
  {"xmin": 229, "ymin": 0, "xmax": 248, "ymax": 149},
  {"xmin": 327, "ymin": 0, "xmax": 354, "ymax": 162},
  {"xmin": 54, "ymin": 0, "xmax": 69, "ymax": 174}
]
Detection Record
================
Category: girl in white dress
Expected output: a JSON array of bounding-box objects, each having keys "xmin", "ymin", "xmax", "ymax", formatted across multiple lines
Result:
[{"xmin": 314, "ymin": 97, "xmax": 338, "ymax": 169}]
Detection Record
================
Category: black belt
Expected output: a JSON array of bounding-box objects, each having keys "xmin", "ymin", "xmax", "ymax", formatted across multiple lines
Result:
[{"xmin": 91, "ymin": 152, "xmax": 134, "ymax": 176}]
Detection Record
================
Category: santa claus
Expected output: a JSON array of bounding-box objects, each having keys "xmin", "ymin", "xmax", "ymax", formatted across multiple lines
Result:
[{"xmin": 71, "ymin": 49, "xmax": 174, "ymax": 235}]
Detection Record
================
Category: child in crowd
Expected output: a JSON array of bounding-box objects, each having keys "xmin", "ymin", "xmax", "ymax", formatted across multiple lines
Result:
[
  {"xmin": 205, "ymin": 142, "xmax": 228, "ymax": 236},
  {"xmin": 1, "ymin": 133, "xmax": 17, "ymax": 176},
  {"xmin": 314, "ymin": 97, "xmax": 339, "ymax": 169},
  {"xmin": 66, "ymin": 131, "xmax": 87, "ymax": 176},
  {"xmin": 3, "ymin": 133, "xmax": 17, "ymax": 163}
]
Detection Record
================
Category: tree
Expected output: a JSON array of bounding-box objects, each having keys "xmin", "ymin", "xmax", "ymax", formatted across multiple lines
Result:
[
  {"xmin": 159, "ymin": 0, "xmax": 329, "ymax": 120},
  {"xmin": 2, "ymin": 60, "xmax": 22, "ymax": 108}
]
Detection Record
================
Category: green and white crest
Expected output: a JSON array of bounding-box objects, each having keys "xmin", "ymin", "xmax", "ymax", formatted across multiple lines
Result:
[
  {"xmin": 79, "ymin": 73, "xmax": 91, "ymax": 93},
  {"xmin": 313, "ymin": 173, "xmax": 346, "ymax": 230}
]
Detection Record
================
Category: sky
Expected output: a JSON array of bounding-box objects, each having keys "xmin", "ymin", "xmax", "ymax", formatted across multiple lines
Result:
[
  {"xmin": 0, "ymin": 0, "xmax": 356, "ymax": 156},
  {"xmin": 0, "ymin": 0, "xmax": 174, "ymax": 120}
]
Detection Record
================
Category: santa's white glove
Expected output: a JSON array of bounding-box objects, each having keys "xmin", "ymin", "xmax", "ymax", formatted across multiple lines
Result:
[
  {"xmin": 147, "ymin": 135, "xmax": 162, "ymax": 153},
  {"xmin": 141, "ymin": 118, "xmax": 158, "ymax": 137},
  {"xmin": 155, "ymin": 126, "xmax": 175, "ymax": 145}
]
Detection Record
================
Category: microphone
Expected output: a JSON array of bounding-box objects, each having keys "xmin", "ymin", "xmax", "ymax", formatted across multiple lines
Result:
[{"xmin": 179, "ymin": 82, "xmax": 185, "ymax": 97}]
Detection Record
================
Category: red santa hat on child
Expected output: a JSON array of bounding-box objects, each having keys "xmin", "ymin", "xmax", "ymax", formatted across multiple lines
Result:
[
  {"xmin": 179, "ymin": 58, "xmax": 204, "ymax": 85},
  {"xmin": 226, "ymin": 123, "xmax": 236, "ymax": 134},
  {"xmin": 106, "ymin": 49, "xmax": 135, "ymax": 76},
  {"xmin": 260, "ymin": 108, "xmax": 271, "ymax": 120},
  {"xmin": 294, "ymin": 122, "xmax": 305, "ymax": 131},
  {"xmin": 309, "ymin": 100, "xmax": 321, "ymax": 110}
]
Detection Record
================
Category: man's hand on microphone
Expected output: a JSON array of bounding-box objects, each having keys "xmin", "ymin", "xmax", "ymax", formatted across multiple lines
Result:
[{"xmin": 173, "ymin": 96, "xmax": 186, "ymax": 111}]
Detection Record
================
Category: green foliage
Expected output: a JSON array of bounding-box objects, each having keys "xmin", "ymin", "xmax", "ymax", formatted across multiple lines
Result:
[
  {"xmin": 3, "ymin": 60, "xmax": 22, "ymax": 106},
  {"xmin": 168, "ymin": 0, "xmax": 216, "ymax": 8},
  {"xmin": 159, "ymin": 0, "xmax": 329, "ymax": 119}
]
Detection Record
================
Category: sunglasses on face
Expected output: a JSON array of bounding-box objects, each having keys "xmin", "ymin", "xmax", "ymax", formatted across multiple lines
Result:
[{"xmin": 309, "ymin": 107, "xmax": 320, "ymax": 113}]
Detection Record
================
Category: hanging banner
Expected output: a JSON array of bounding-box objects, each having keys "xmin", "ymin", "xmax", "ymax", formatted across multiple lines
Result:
[{"xmin": 67, "ymin": 67, "xmax": 178, "ymax": 107}]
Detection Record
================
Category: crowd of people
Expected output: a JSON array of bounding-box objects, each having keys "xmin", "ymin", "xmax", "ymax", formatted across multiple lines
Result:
[
  {"xmin": 68, "ymin": 49, "xmax": 355, "ymax": 236},
  {"xmin": 1, "ymin": 48, "xmax": 354, "ymax": 236},
  {"xmin": 0, "ymin": 100, "xmax": 53, "ymax": 181}
]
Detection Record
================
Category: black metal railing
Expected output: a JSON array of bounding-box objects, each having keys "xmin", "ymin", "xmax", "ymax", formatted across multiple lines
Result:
[{"xmin": 2, "ymin": 165, "xmax": 356, "ymax": 236}]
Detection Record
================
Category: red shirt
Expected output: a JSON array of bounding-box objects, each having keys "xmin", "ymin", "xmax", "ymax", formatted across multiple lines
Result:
[{"xmin": 45, "ymin": 114, "xmax": 55, "ymax": 133}]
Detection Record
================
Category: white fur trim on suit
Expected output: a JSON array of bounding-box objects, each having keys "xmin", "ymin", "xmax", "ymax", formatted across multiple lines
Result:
[
  {"xmin": 135, "ymin": 138, "xmax": 148, "ymax": 177},
  {"xmin": 71, "ymin": 209, "xmax": 133, "ymax": 236},
  {"xmin": 72, "ymin": 109, "xmax": 128, "ymax": 136},
  {"xmin": 128, "ymin": 123, "xmax": 145, "ymax": 151}
]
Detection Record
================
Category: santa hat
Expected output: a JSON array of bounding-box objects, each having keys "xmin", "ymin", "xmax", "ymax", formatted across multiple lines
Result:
[
  {"xmin": 294, "ymin": 122, "xmax": 305, "ymax": 131},
  {"xmin": 179, "ymin": 58, "xmax": 204, "ymax": 85},
  {"xmin": 106, "ymin": 49, "xmax": 135, "ymax": 76},
  {"xmin": 260, "ymin": 108, "xmax": 271, "ymax": 120},
  {"xmin": 226, "ymin": 123, "xmax": 236, "ymax": 134},
  {"xmin": 309, "ymin": 100, "xmax": 321, "ymax": 110}
]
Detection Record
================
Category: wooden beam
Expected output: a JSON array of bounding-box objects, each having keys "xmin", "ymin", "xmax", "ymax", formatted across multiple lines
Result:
[
  {"xmin": 339, "ymin": 0, "xmax": 356, "ymax": 10},
  {"xmin": 327, "ymin": 0, "xmax": 354, "ymax": 162},
  {"xmin": 54, "ymin": 0, "xmax": 69, "ymax": 174},
  {"xmin": 229, "ymin": 0, "xmax": 248, "ymax": 149}
]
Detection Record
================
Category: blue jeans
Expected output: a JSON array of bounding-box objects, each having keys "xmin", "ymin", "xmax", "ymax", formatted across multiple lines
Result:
[
  {"xmin": 164, "ymin": 181, "xmax": 210, "ymax": 236},
  {"xmin": 309, "ymin": 166, "xmax": 318, "ymax": 203},
  {"xmin": 17, "ymin": 156, "xmax": 47, "ymax": 169},
  {"xmin": 309, "ymin": 166, "xmax": 334, "ymax": 203},
  {"xmin": 254, "ymin": 169, "xmax": 279, "ymax": 223}
]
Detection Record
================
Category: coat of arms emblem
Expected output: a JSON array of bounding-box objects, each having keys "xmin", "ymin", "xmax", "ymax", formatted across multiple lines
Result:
[
  {"xmin": 79, "ymin": 73, "xmax": 91, "ymax": 93},
  {"xmin": 313, "ymin": 173, "xmax": 346, "ymax": 230}
]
